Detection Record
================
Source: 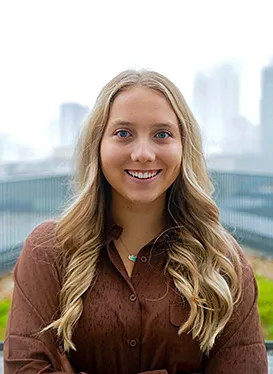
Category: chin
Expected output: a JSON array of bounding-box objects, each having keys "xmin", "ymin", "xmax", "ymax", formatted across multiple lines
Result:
[{"xmin": 125, "ymin": 193, "xmax": 163, "ymax": 205}]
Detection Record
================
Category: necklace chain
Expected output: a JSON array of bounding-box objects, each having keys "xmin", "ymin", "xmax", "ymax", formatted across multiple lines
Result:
[{"xmin": 119, "ymin": 236, "xmax": 137, "ymax": 263}]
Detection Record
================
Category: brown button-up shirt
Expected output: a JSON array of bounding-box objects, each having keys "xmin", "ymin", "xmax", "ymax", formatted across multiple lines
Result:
[{"xmin": 4, "ymin": 221, "xmax": 268, "ymax": 373}]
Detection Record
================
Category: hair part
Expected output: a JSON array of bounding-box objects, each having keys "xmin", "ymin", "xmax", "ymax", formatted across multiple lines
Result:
[{"xmin": 43, "ymin": 69, "xmax": 242, "ymax": 354}]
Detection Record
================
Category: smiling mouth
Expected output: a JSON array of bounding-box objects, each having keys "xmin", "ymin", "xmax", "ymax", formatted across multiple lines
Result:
[{"xmin": 125, "ymin": 170, "xmax": 162, "ymax": 180}]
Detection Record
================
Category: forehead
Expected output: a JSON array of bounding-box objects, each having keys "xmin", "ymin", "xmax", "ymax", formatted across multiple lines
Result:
[{"xmin": 108, "ymin": 86, "xmax": 178, "ymax": 124}]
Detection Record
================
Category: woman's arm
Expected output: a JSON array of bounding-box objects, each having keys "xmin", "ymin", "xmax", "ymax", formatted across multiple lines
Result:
[
  {"xmin": 4, "ymin": 222, "xmax": 69, "ymax": 373},
  {"xmin": 203, "ymin": 255, "xmax": 268, "ymax": 374}
]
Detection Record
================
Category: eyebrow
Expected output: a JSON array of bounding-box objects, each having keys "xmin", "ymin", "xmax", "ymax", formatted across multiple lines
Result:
[{"xmin": 108, "ymin": 120, "xmax": 178, "ymax": 130}]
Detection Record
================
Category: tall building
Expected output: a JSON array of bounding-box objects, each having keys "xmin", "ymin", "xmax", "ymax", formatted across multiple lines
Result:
[
  {"xmin": 0, "ymin": 133, "xmax": 35, "ymax": 162},
  {"xmin": 192, "ymin": 72, "xmax": 209, "ymax": 130},
  {"xmin": 192, "ymin": 72, "xmax": 209, "ymax": 148},
  {"xmin": 260, "ymin": 64, "xmax": 273, "ymax": 163},
  {"xmin": 48, "ymin": 119, "xmax": 59, "ymax": 145},
  {"xmin": 59, "ymin": 103, "xmax": 89, "ymax": 148},
  {"xmin": 222, "ymin": 116, "xmax": 259, "ymax": 154},
  {"xmin": 192, "ymin": 64, "xmax": 240, "ymax": 152}
]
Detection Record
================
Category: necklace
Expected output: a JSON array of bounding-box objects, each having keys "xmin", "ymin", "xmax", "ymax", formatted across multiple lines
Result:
[{"xmin": 119, "ymin": 236, "xmax": 138, "ymax": 263}]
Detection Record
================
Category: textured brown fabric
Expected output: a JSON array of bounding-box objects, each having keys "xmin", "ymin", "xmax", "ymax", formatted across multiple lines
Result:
[{"xmin": 4, "ymin": 221, "xmax": 268, "ymax": 373}]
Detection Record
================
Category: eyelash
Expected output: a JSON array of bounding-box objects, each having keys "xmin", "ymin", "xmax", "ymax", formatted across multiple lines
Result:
[
  {"xmin": 115, "ymin": 130, "xmax": 131, "ymax": 138},
  {"xmin": 114, "ymin": 130, "xmax": 172, "ymax": 139}
]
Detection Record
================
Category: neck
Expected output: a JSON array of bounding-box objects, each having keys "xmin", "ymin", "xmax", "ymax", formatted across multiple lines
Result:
[{"xmin": 111, "ymin": 194, "xmax": 167, "ymax": 241}]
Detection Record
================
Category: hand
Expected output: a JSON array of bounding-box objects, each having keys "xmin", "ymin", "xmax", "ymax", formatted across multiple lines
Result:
[{"xmin": 57, "ymin": 347, "xmax": 75, "ymax": 374}]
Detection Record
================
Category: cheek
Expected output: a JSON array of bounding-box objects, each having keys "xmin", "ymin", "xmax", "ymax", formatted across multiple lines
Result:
[
  {"xmin": 100, "ymin": 138, "xmax": 113, "ymax": 163},
  {"xmin": 165, "ymin": 145, "xmax": 182, "ymax": 169},
  {"xmin": 100, "ymin": 142, "xmax": 125, "ymax": 177},
  {"xmin": 100, "ymin": 140, "xmax": 113, "ymax": 175},
  {"xmin": 99, "ymin": 142, "xmax": 107, "ymax": 170}
]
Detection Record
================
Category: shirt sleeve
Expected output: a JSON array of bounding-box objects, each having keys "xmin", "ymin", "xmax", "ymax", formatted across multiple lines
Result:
[
  {"xmin": 4, "ymin": 222, "xmax": 68, "ymax": 373},
  {"xmin": 203, "ymin": 250, "xmax": 268, "ymax": 374}
]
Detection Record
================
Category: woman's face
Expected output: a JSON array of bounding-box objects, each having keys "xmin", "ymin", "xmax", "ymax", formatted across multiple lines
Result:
[{"xmin": 100, "ymin": 86, "xmax": 182, "ymax": 206}]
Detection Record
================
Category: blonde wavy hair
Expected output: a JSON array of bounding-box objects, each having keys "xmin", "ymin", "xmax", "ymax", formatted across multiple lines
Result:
[{"xmin": 44, "ymin": 69, "xmax": 242, "ymax": 355}]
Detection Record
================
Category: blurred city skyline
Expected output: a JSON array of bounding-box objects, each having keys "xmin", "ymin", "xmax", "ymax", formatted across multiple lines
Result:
[{"xmin": 0, "ymin": 0, "xmax": 273, "ymax": 163}]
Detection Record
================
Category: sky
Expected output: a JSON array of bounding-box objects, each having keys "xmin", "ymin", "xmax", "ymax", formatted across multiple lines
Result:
[{"xmin": 0, "ymin": 0, "xmax": 273, "ymax": 154}]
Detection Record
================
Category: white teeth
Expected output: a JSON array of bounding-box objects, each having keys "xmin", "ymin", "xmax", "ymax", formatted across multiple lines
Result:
[{"xmin": 127, "ymin": 170, "xmax": 158, "ymax": 179}]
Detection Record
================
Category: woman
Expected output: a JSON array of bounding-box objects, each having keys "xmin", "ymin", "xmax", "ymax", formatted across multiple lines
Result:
[{"xmin": 4, "ymin": 69, "xmax": 268, "ymax": 373}]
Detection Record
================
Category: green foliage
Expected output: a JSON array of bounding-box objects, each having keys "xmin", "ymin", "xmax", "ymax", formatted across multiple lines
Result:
[
  {"xmin": 0, "ymin": 276, "xmax": 272, "ymax": 341},
  {"xmin": 255, "ymin": 274, "xmax": 273, "ymax": 340},
  {"xmin": 0, "ymin": 298, "xmax": 11, "ymax": 340}
]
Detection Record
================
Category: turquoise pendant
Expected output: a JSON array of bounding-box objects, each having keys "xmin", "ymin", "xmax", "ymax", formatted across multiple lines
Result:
[{"xmin": 128, "ymin": 254, "xmax": 137, "ymax": 262}]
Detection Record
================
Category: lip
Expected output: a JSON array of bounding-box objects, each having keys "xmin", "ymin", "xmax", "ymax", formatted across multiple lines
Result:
[
  {"xmin": 126, "ymin": 169, "xmax": 160, "ymax": 173},
  {"xmin": 125, "ymin": 169, "xmax": 162, "ymax": 183}
]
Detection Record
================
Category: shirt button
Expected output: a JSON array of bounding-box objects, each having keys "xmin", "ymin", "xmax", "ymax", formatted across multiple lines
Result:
[
  {"xmin": 140, "ymin": 256, "xmax": 147, "ymax": 263},
  {"xmin": 129, "ymin": 339, "xmax": 137, "ymax": 347},
  {"xmin": 129, "ymin": 294, "xmax": 137, "ymax": 302}
]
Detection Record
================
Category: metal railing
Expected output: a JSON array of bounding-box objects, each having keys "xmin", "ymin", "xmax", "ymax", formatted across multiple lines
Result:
[
  {"xmin": 0, "ymin": 171, "xmax": 272, "ymax": 355},
  {"xmin": 0, "ymin": 171, "xmax": 272, "ymax": 273},
  {"xmin": 211, "ymin": 171, "xmax": 273, "ymax": 255}
]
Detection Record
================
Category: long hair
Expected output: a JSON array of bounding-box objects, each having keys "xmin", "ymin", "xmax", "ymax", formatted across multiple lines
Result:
[{"xmin": 44, "ymin": 69, "xmax": 242, "ymax": 354}]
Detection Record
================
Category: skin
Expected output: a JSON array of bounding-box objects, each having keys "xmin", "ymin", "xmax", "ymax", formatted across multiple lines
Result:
[
  {"xmin": 100, "ymin": 85, "xmax": 183, "ymax": 277},
  {"xmin": 58, "ymin": 348, "xmax": 75, "ymax": 373},
  {"xmin": 100, "ymin": 86, "xmax": 182, "ymax": 208}
]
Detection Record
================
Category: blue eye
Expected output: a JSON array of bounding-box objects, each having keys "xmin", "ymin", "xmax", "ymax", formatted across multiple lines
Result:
[
  {"xmin": 155, "ymin": 131, "xmax": 170, "ymax": 139},
  {"xmin": 116, "ymin": 130, "xmax": 130, "ymax": 138}
]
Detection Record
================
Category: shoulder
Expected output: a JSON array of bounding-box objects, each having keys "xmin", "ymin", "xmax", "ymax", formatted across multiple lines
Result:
[
  {"xmin": 24, "ymin": 220, "xmax": 58, "ymax": 246},
  {"xmin": 22, "ymin": 220, "xmax": 59, "ymax": 257},
  {"xmin": 237, "ymin": 246, "xmax": 257, "ymax": 315},
  {"xmin": 10, "ymin": 221, "xmax": 65, "ymax": 329},
  {"xmin": 211, "ymin": 242, "xmax": 261, "ymax": 351},
  {"xmin": 206, "ymin": 243, "xmax": 266, "ymax": 367},
  {"xmin": 226, "ymin": 239, "xmax": 257, "ymax": 312},
  {"xmin": 233, "ymin": 241, "xmax": 256, "ymax": 293},
  {"xmin": 226, "ymin": 235, "xmax": 255, "ymax": 289},
  {"xmin": 16, "ymin": 220, "xmax": 63, "ymax": 280}
]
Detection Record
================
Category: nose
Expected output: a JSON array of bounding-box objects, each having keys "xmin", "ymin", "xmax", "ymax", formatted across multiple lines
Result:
[{"xmin": 131, "ymin": 138, "xmax": 156, "ymax": 163}]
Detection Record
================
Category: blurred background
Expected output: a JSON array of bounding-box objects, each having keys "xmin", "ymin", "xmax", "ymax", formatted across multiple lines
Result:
[{"xmin": 0, "ymin": 0, "xmax": 272, "ymax": 369}]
